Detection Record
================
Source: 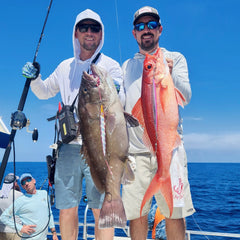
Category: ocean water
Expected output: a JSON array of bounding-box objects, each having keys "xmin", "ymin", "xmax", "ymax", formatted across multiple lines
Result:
[
  {"xmin": 187, "ymin": 163, "xmax": 240, "ymax": 239},
  {"xmin": 3, "ymin": 162, "xmax": 240, "ymax": 240}
]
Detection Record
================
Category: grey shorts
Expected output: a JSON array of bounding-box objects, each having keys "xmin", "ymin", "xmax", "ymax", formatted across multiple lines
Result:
[
  {"xmin": 54, "ymin": 144, "xmax": 104, "ymax": 210},
  {"xmin": 122, "ymin": 145, "xmax": 195, "ymax": 219}
]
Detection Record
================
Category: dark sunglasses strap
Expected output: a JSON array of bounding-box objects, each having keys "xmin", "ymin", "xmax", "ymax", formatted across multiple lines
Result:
[{"xmin": 87, "ymin": 52, "xmax": 101, "ymax": 74}]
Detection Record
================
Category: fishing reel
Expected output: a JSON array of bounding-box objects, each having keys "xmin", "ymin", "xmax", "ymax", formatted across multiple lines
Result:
[{"xmin": 10, "ymin": 110, "xmax": 38, "ymax": 142}]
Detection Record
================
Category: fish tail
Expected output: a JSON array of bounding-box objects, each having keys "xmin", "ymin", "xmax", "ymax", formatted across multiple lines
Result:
[
  {"xmin": 99, "ymin": 194, "xmax": 127, "ymax": 229},
  {"xmin": 140, "ymin": 173, "xmax": 173, "ymax": 217}
]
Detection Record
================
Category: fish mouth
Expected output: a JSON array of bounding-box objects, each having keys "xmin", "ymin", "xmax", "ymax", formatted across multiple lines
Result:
[
  {"xmin": 82, "ymin": 70, "xmax": 99, "ymax": 87},
  {"xmin": 90, "ymin": 64, "xmax": 99, "ymax": 77}
]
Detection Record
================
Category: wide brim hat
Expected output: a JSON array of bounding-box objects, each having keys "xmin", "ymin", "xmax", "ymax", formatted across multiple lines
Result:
[
  {"xmin": 4, "ymin": 173, "xmax": 19, "ymax": 184},
  {"xmin": 1, "ymin": 173, "xmax": 19, "ymax": 198}
]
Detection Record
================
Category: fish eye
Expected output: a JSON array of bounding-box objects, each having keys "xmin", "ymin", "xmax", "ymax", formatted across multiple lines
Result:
[
  {"xmin": 145, "ymin": 64, "xmax": 152, "ymax": 71},
  {"xmin": 83, "ymin": 88, "xmax": 88, "ymax": 94}
]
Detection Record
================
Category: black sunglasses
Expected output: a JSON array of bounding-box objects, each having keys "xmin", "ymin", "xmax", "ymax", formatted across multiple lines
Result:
[
  {"xmin": 21, "ymin": 177, "xmax": 32, "ymax": 186},
  {"xmin": 134, "ymin": 21, "xmax": 160, "ymax": 32},
  {"xmin": 76, "ymin": 24, "xmax": 102, "ymax": 33}
]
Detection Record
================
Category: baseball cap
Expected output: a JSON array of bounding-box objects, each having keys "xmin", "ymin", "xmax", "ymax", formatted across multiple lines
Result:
[
  {"xmin": 20, "ymin": 173, "xmax": 33, "ymax": 184},
  {"xmin": 133, "ymin": 6, "xmax": 161, "ymax": 25},
  {"xmin": 4, "ymin": 173, "xmax": 19, "ymax": 184}
]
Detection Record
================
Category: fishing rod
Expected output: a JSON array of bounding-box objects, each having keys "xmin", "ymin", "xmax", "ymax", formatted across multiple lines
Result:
[{"xmin": 0, "ymin": 0, "xmax": 54, "ymax": 186}]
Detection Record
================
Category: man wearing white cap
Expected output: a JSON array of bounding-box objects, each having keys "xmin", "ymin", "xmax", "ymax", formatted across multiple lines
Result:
[
  {"xmin": 122, "ymin": 6, "xmax": 195, "ymax": 240},
  {"xmin": 0, "ymin": 173, "xmax": 58, "ymax": 240},
  {"xmin": 21, "ymin": 8, "xmax": 122, "ymax": 240},
  {"xmin": 0, "ymin": 173, "xmax": 22, "ymax": 240}
]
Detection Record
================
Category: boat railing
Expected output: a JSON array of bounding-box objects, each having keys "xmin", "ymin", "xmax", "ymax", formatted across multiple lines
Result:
[
  {"xmin": 186, "ymin": 230, "xmax": 240, "ymax": 239},
  {"xmin": 48, "ymin": 204, "xmax": 240, "ymax": 239},
  {"xmin": 49, "ymin": 224, "xmax": 240, "ymax": 240}
]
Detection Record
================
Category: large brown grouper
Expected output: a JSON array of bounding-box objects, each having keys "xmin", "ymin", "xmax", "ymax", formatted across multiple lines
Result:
[{"xmin": 78, "ymin": 64, "xmax": 137, "ymax": 228}]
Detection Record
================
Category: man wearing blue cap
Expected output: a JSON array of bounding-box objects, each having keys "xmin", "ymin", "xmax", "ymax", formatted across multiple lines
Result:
[{"xmin": 0, "ymin": 173, "xmax": 58, "ymax": 240}]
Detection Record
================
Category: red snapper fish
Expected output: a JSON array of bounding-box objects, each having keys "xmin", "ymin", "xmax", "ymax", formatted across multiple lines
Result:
[{"xmin": 132, "ymin": 48, "xmax": 185, "ymax": 217}]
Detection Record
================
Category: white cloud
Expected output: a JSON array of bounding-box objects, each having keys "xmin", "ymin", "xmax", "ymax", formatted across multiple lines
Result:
[{"xmin": 184, "ymin": 132, "xmax": 240, "ymax": 151}]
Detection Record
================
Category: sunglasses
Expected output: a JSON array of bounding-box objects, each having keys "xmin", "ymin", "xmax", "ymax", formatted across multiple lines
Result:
[
  {"xmin": 21, "ymin": 177, "xmax": 32, "ymax": 186},
  {"xmin": 76, "ymin": 24, "xmax": 102, "ymax": 33},
  {"xmin": 134, "ymin": 21, "xmax": 160, "ymax": 32}
]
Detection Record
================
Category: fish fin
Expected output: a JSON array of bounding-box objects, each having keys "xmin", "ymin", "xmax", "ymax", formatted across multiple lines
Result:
[
  {"xmin": 99, "ymin": 195, "xmax": 127, "ymax": 228},
  {"xmin": 124, "ymin": 112, "xmax": 139, "ymax": 127},
  {"xmin": 140, "ymin": 173, "xmax": 173, "ymax": 217},
  {"xmin": 132, "ymin": 98, "xmax": 144, "ymax": 126},
  {"xmin": 175, "ymin": 88, "xmax": 186, "ymax": 108},
  {"xmin": 121, "ymin": 157, "xmax": 135, "ymax": 185},
  {"xmin": 132, "ymin": 98, "xmax": 155, "ymax": 154}
]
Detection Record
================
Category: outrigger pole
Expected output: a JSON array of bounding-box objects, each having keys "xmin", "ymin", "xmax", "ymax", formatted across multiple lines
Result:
[{"xmin": 0, "ymin": 0, "xmax": 54, "ymax": 186}]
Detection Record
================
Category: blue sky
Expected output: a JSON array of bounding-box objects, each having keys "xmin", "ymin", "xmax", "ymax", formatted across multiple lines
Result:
[{"xmin": 0, "ymin": 0, "xmax": 240, "ymax": 163}]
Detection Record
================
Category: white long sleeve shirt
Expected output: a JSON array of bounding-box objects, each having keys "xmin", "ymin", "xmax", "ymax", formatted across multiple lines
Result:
[
  {"xmin": 0, "ymin": 189, "xmax": 22, "ymax": 233},
  {"xmin": 30, "ymin": 54, "xmax": 124, "ymax": 106}
]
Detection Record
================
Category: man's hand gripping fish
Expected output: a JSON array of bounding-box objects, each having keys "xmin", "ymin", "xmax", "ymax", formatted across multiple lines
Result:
[{"xmin": 132, "ymin": 48, "xmax": 185, "ymax": 217}]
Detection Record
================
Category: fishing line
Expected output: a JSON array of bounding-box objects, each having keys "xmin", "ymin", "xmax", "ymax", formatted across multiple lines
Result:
[
  {"xmin": 33, "ymin": 0, "xmax": 53, "ymax": 63},
  {"xmin": 40, "ymin": 177, "xmax": 49, "ymax": 190},
  {"xmin": 7, "ymin": 0, "xmax": 54, "ymax": 238},
  {"xmin": 114, "ymin": 0, "xmax": 122, "ymax": 65},
  {"xmin": 191, "ymin": 214, "xmax": 210, "ymax": 240}
]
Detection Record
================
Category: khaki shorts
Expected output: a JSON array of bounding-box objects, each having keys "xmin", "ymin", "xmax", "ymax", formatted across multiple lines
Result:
[
  {"xmin": 122, "ymin": 144, "xmax": 195, "ymax": 219},
  {"xmin": 0, "ymin": 232, "xmax": 21, "ymax": 240}
]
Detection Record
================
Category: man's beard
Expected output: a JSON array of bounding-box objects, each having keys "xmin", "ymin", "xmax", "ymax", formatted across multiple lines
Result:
[
  {"xmin": 138, "ymin": 34, "xmax": 159, "ymax": 51},
  {"xmin": 82, "ymin": 42, "xmax": 98, "ymax": 51}
]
